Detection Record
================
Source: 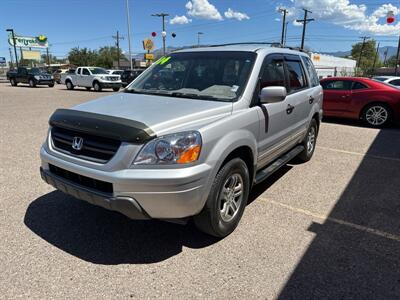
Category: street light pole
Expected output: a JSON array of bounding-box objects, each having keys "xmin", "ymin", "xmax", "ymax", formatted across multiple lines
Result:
[
  {"xmin": 152, "ymin": 13, "xmax": 169, "ymax": 55},
  {"xmin": 197, "ymin": 32, "xmax": 204, "ymax": 47},
  {"xmin": 278, "ymin": 8, "xmax": 287, "ymax": 46},
  {"xmin": 6, "ymin": 29, "xmax": 19, "ymax": 68},
  {"xmin": 126, "ymin": 0, "xmax": 133, "ymax": 69}
]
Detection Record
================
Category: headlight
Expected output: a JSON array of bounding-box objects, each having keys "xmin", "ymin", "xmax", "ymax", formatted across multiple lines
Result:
[
  {"xmin": 34, "ymin": 75, "xmax": 40, "ymax": 80},
  {"xmin": 133, "ymin": 131, "xmax": 202, "ymax": 165},
  {"xmin": 100, "ymin": 76, "xmax": 106, "ymax": 80}
]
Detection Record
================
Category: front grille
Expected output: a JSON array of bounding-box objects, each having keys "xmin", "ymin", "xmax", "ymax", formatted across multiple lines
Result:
[
  {"xmin": 51, "ymin": 127, "xmax": 121, "ymax": 163},
  {"xmin": 49, "ymin": 164, "xmax": 113, "ymax": 194}
]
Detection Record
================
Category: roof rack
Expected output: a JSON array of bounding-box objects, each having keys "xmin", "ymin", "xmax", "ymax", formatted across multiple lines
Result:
[{"xmin": 207, "ymin": 42, "xmax": 308, "ymax": 53}]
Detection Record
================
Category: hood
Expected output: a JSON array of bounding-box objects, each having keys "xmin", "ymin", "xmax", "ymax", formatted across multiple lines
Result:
[{"xmin": 73, "ymin": 92, "xmax": 232, "ymax": 135}]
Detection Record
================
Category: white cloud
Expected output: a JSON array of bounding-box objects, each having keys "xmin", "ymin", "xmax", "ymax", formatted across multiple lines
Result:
[
  {"xmin": 185, "ymin": 0, "xmax": 223, "ymax": 20},
  {"xmin": 281, "ymin": 0, "xmax": 400, "ymax": 35},
  {"xmin": 170, "ymin": 15, "xmax": 192, "ymax": 25},
  {"xmin": 224, "ymin": 8, "xmax": 250, "ymax": 21}
]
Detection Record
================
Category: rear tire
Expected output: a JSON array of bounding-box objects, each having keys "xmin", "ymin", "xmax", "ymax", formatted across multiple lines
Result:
[
  {"xmin": 362, "ymin": 103, "xmax": 391, "ymax": 128},
  {"xmin": 296, "ymin": 119, "xmax": 318, "ymax": 163},
  {"xmin": 29, "ymin": 79, "xmax": 36, "ymax": 88},
  {"xmin": 10, "ymin": 78, "xmax": 17, "ymax": 86},
  {"xmin": 93, "ymin": 82, "xmax": 102, "ymax": 92},
  {"xmin": 66, "ymin": 80, "xmax": 74, "ymax": 90},
  {"xmin": 48, "ymin": 83, "xmax": 54, "ymax": 87},
  {"xmin": 194, "ymin": 158, "xmax": 250, "ymax": 237},
  {"xmin": 113, "ymin": 87, "xmax": 120, "ymax": 92}
]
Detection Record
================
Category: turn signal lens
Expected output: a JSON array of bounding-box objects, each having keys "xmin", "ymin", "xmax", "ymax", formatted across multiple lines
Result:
[{"xmin": 177, "ymin": 145, "xmax": 201, "ymax": 164}]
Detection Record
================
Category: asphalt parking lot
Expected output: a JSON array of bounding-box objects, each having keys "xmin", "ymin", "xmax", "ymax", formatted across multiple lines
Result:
[{"xmin": 1, "ymin": 82, "xmax": 400, "ymax": 299}]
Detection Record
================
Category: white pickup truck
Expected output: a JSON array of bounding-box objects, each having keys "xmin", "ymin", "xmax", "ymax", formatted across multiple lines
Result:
[{"xmin": 61, "ymin": 67, "xmax": 122, "ymax": 92}]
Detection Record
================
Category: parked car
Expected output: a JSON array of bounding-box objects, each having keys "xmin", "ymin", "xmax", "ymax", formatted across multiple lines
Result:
[
  {"xmin": 372, "ymin": 76, "xmax": 400, "ymax": 87},
  {"xmin": 62, "ymin": 67, "xmax": 122, "ymax": 92},
  {"xmin": 120, "ymin": 69, "xmax": 144, "ymax": 87},
  {"xmin": 40, "ymin": 44, "xmax": 322, "ymax": 237},
  {"xmin": 8, "ymin": 67, "xmax": 54, "ymax": 87},
  {"xmin": 108, "ymin": 69, "xmax": 124, "ymax": 76},
  {"xmin": 320, "ymin": 77, "xmax": 400, "ymax": 127}
]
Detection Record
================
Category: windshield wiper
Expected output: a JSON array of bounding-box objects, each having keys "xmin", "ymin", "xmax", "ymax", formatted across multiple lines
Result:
[{"xmin": 170, "ymin": 92, "xmax": 219, "ymax": 100}]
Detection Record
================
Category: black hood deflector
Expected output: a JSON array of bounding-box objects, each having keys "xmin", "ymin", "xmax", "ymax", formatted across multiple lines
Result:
[{"xmin": 49, "ymin": 109, "xmax": 156, "ymax": 143}]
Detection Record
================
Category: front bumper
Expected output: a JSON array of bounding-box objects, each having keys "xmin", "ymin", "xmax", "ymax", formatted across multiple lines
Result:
[
  {"xmin": 36, "ymin": 79, "xmax": 54, "ymax": 85},
  {"xmin": 40, "ymin": 146, "xmax": 212, "ymax": 219},
  {"xmin": 40, "ymin": 167, "xmax": 149, "ymax": 219},
  {"xmin": 99, "ymin": 81, "xmax": 122, "ymax": 89}
]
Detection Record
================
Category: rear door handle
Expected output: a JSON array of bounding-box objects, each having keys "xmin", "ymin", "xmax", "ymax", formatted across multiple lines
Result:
[
  {"xmin": 286, "ymin": 104, "xmax": 294, "ymax": 115},
  {"xmin": 309, "ymin": 96, "xmax": 315, "ymax": 104}
]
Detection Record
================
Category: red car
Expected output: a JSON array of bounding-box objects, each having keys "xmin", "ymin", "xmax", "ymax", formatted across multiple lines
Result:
[{"xmin": 320, "ymin": 77, "xmax": 400, "ymax": 127}]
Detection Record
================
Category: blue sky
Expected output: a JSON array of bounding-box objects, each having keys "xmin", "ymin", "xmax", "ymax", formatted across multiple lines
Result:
[{"xmin": 1, "ymin": 0, "xmax": 399, "ymax": 62}]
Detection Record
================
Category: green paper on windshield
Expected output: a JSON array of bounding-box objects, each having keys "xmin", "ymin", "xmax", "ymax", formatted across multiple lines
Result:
[{"xmin": 156, "ymin": 56, "xmax": 171, "ymax": 65}]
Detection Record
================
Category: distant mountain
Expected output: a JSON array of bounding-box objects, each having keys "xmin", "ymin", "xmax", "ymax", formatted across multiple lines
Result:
[{"xmin": 323, "ymin": 46, "xmax": 397, "ymax": 61}]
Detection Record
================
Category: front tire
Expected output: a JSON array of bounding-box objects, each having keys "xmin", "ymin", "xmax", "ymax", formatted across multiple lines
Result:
[
  {"xmin": 362, "ymin": 103, "xmax": 391, "ymax": 127},
  {"xmin": 86, "ymin": 87, "xmax": 91, "ymax": 91},
  {"xmin": 29, "ymin": 79, "xmax": 36, "ymax": 88},
  {"xmin": 296, "ymin": 119, "xmax": 318, "ymax": 163},
  {"xmin": 48, "ymin": 83, "xmax": 54, "ymax": 87},
  {"xmin": 10, "ymin": 78, "xmax": 17, "ymax": 86},
  {"xmin": 194, "ymin": 158, "xmax": 250, "ymax": 237},
  {"xmin": 93, "ymin": 82, "xmax": 102, "ymax": 92},
  {"xmin": 113, "ymin": 87, "xmax": 120, "ymax": 92},
  {"xmin": 66, "ymin": 80, "xmax": 74, "ymax": 90}
]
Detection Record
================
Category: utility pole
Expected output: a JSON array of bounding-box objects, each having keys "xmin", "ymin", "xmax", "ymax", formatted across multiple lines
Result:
[
  {"xmin": 8, "ymin": 47, "xmax": 14, "ymax": 69},
  {"xmin": 278, "ymin": 8, "xmax": 287, "ymax": 46},
  {"xmin": 152, "ymin": 13, "xmax": 169, "ymax": 55},
  {"xmin": 284, "ymin": 22, "xmax": 289, "ymax": 46},
  {"xmin": 296, "ymin": 9, "xmax": 314, "ymax": 50},
  {"xmin": 46, "ymin": 46, "xmax": 50, "ymax": 67},
  {"xmin": 372, "ymin": 42, "xmax": 380, "ymax": 74},
  {"xmin": 395, "ymin": 36, "xmax": 400, "ymax": 76},
  {"xmin": 6, "ymin": 29, "xmax": 19, "ymax": 68},
  {"xmin": 112, "ymin": 31, "xmax": 124, "ymax": 69},
  {"xmin": 357, "ymin": 36, "xmax": 370, "ymax": 75},
  {"xmin": 197, "ymin": 32, "xmax": 204, "ymax": 47},
  {"xmin": 125, "ymin": 0, "xmax": 133, "ymax": 69}
]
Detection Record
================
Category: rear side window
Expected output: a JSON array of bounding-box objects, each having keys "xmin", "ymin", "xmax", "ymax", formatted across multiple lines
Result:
[
  {"xmin": 301, "ymin": 56, "xmax": 319, "ymax": 87},
  {"xmin": 389, "ymin": 79, "xmax": 400, "ymax": 86},
  {"xmin": 260, "ymin": 58, "xmax": 286, "ymax": 89},
  {"xmin": 286, "ymin": 60, "xmax": 307, "ymax": 91},
  {"xmin": 76, "ymin": 68, "xmax": 81, "ymax": 75},
  {"xmin": 321, "ymin": 80, "xmax": 351, "ymax": 90},
  {"xmin": 352, "ymin": 82, "xmax": 368, "ymax": 90}
]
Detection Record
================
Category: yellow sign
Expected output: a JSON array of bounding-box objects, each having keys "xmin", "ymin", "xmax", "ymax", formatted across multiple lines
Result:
[
  {"xmin": 313, "ymin": 54, "xmax": 321, "ymax": 62},
  {"xmin": 144, "ymin": 53, "xmax": 154, "ymax": 60},
  {"xmin": 22, "ymin": 50, "xmax": 41, "ymax": 61},
  {"xmin": 143, "ymin": 38, "xmax": 154, "ymax": 51}
]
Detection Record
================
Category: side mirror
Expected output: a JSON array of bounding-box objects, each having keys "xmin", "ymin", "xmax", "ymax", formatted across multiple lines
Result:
[{"xmin": 259, "ymin": 86, "xmax": 287, "ymax": 103}]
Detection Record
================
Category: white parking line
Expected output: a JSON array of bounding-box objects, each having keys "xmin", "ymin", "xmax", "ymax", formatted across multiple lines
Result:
[
  {"xmin": 317, "ymin": 146, "xmax": 400, "ymax": 162},
  {"xmin": 262, "ymin": 198, "xmax": 400, "ymax": 242}
]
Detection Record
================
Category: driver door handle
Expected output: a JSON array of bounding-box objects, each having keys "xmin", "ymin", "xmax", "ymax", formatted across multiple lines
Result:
[{"xmin": 286, "ymin": 104, "xmax": 295, "ymax": 115}]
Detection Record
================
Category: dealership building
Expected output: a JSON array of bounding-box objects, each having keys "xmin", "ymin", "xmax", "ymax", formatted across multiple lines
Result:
[{"xmin": 310, "ymin": 53, "xmax": 356, "ymax": 78}]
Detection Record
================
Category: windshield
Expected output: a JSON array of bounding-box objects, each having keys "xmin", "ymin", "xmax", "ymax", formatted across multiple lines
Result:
[
  {"xmin": 373, "ymin": 77, "xmax": 387, "ymax": 82},
  {"xmin": 29, "ymin": 68, "xmax": 45, "ymax": 74},
  {"xmin": 89, "ymin": 67, "xmax": 108, "ymax": 74},
  {"xmin": 127, "ymin": 51, "xmax": 257, "ymax": 102}
]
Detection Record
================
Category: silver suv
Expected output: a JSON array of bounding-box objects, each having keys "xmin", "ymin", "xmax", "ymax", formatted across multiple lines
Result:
[{"xmin": 40, "ymin": 44, "xmax": 323, "ymax": 237}]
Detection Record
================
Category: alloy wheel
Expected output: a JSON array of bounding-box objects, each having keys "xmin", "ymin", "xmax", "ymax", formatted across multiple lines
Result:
[
  {"xmin": 219, "ymin": 173, "xmax": 244, "ymax": 223},
  {"xmin": 365, "ymin": 106, "xmax": 388, "ymax": 126},
  {"xmin": 307, "ymin": 126, "xmax": 316, "ymax": 154}
]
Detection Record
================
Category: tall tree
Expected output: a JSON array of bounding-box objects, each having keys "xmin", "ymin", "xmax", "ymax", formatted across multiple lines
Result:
[
  {"xmin": 96, "ymin": 46, "xmax": 126, "ymax": 68},
  {"xmin": 351, "ymin": 39, "xmax": 381, "ymax": 75},
  {"xmin": 67, "ymin": 47, "xmax": 98, "ymax": 66},
  {"xmin": 386, "ymin": 55, "xmax": 398, "ymax": 68}
]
